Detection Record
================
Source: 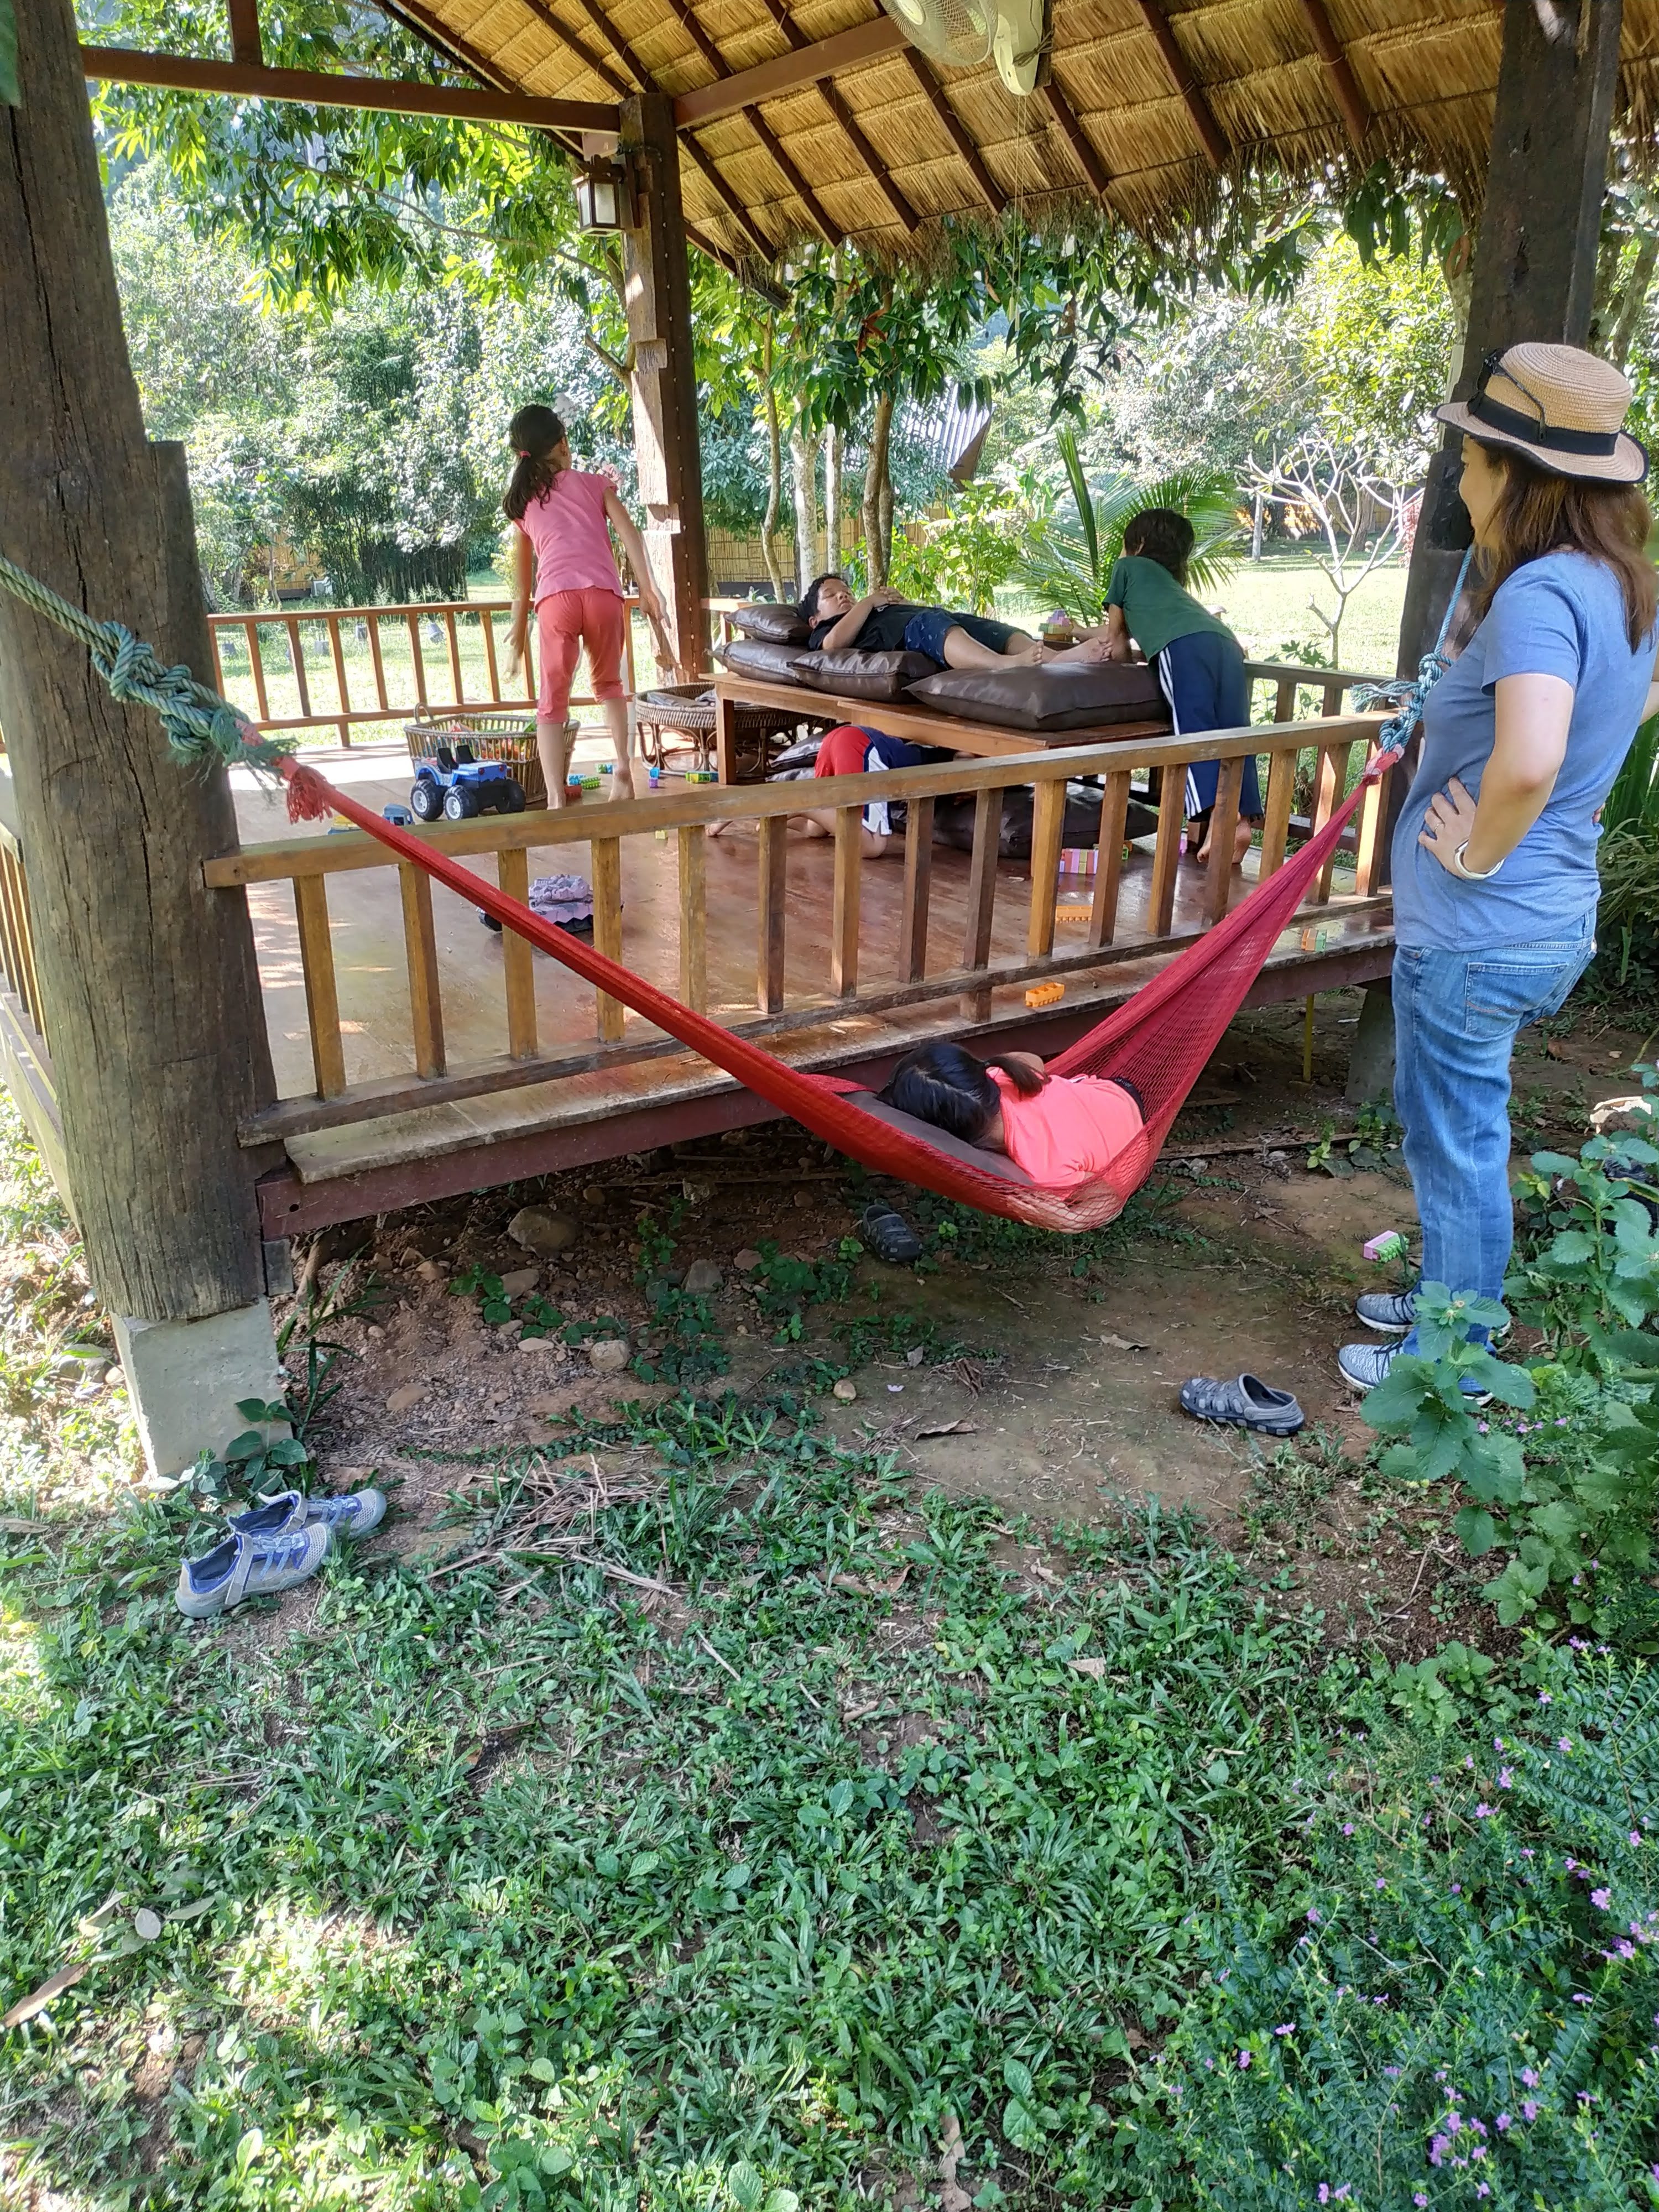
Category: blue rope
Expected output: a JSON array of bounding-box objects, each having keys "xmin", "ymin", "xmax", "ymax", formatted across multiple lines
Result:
[
  {"xmin": 0, "ymin": 548, "xmax": 288, "ymax": 781},
  {"xmin": 1353, "ymin": 545, "xmax": 1475, "ymax": 756}
]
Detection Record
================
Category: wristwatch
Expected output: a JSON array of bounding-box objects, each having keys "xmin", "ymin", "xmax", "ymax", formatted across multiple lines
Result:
[{"xmin": 1451, "ymin": 840, "xmax": 1503, "ymax": 880}]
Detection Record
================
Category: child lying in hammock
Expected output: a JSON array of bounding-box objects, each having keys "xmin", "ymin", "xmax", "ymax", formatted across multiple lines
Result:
[{"xmin": 879, "ymin": 1041, "xmax": 1145, "ymax": 1192}]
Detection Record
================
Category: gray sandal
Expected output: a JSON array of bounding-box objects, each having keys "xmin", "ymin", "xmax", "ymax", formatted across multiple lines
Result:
[{"xmin": 1179, "ymin": 1374, "xmax": 1305, "ymax": 1435}]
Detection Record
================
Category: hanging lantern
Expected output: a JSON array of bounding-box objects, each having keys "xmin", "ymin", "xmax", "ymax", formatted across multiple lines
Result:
[{"xmin": 575, "ymin": 153, "xmax": 637, "ymax": 233}]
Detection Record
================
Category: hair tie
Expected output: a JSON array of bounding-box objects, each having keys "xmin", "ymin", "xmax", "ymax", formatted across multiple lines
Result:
[{"xmin": 516, "ymin": 448, "xmax": 530, "ymax": 457}]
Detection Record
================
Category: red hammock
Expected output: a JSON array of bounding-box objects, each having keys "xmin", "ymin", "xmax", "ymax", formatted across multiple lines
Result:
[{"xmin": 279, "ymin": 749, "xmax": 1392, "ymax": 1234}]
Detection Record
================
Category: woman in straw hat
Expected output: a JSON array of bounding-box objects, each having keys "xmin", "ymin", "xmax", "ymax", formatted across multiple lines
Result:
[{"xmin": 1340, "ymin": 343, "xmax": 1659, "ymax": 1392}]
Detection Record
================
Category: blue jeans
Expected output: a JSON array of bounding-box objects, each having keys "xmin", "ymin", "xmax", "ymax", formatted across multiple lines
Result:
[{"xmin": 1393, "ymin": 923, "xmax": 1595, "ymax": 1338}]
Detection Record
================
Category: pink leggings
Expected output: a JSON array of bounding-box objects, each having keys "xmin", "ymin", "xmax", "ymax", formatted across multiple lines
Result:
[{"xmin": 536, "ymin": 589, "xmax": 626, "ymax": 720}]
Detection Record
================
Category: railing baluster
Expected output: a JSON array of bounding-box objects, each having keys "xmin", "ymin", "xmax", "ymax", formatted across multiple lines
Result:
[
  {"xmin": 757, "ymin": 815, "xmax": 787, "ymax": 1014},
  {"xmin": 444, "ymin": 608, "xmax": 464, "ymax": 703},
  {"xmin": 1258, "ymin": 745, "xmax": 1299, "ymax": 881},
  {"xmin": 1313, "ymin": 741, "xmax": 1356, "ymax": 901},
  {"xmin": 1026, "ymin": 776, "xmax": 1066, "ymax": 957},
  {"xmin": 677, "ymin": 824, "xmax": 707, "ymax": 1012},
  {"xmin": 399, "ymin": 863, "xmax": 446, "ymax": 1077},
  {"xmin": 1088, "ymin": 770, "xmax": 1132, "ymax": 947},
  {"xmin": 283, "ymin": 615, "xmax": 313, "ymax": 722},
  {"xmin": 406, "ymin": 612, "xmax": 429, "ymax": 708},
  {"xmin": 1204, "ymin": 755, "xmax": 1245, "ymax": 925},
  {"xmin": 12, "ymin": 858, "xmax": 44, "ymax": 1041},
  {"xmin": 244, "ymin": 619, "xmax": 270, "ymax": 721},
  {"xmin": 831, "ymin": 806, "xmax": 862, "ymax": 997},
  {"xmin": 1353, "ymin": 760, "xmax": 1391, "ymax": 895},
  {"xmin": 1275, "ymin": 676, "xmax": 1296, "ymax": 723},
  {"xmin": 481, "ymin": 608, "xmax": 503, "ymax": 703},
  {"xmin": 590, "ymin": 836, "xmax": 626, "ymax": 1045},
  {"xmin": 293, "ymin": 876, "xmax": 346, "ymax": 1099},
  {"xmin": 1322, "ymin": 679, "xmax": 1344, "ymax": 717},
  {"xmin": 497, "ymin": 848, "xmax": 539, "ymax": 1058},
  {"xmin": 1148, "ymin": 779, "xmax": 1182, "ymax": 935},
  {"xmin": 899, "ymin": 796, "xmax": 933, "ymax": 982},
  {"xmin": 326, "ymin": 613, "xmax": 352, "ymax": 748},
  {"xmin": 368, "ymin": 613, "xmax": 390, "ymax": 711},
  {"xmin": 960, "ymin": 785, "xmax": 1000, "ymax": 1021}
]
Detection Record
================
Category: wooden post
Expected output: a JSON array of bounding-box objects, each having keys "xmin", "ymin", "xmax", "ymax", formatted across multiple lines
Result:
[
  {"xmin": 1395, "ymin": 0, "xmax": 1623, "ymax": 697},
  {"xmin": 620, "ymin": 92, "xmax": 711, "ymax": 684},
  {"xmin": 0, "ymin": 0, "xmax": 274, "ymax": 1328}
]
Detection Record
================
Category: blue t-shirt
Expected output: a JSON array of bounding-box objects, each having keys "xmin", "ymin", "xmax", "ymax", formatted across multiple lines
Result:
[{"xmin": 1391, "ymin": 551, "xmax": 1657, "ymax": 950}]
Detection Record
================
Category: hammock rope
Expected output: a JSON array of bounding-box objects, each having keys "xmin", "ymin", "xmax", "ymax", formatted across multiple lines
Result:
[{"xmin": 0, "ymin": 546, "xmax": 1420, "ymax": 1234}]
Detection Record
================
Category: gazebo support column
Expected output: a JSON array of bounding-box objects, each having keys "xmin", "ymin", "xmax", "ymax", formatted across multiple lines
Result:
[
  {"xmin": 621, "ymin": 92, "xmax": 711, "ymax": 681},
  {"xmin": 1, "ymin": 0, "xmax": 282, "ymax": 1474},
  {"xmin": 1358, "ymin": 0, "xmax": 1622, "ymax": 1097}
]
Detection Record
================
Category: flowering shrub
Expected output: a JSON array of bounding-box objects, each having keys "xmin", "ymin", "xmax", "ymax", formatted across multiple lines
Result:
[{"xmin": 1141, "ymin": 1642, "xmax": 1659, "ymax": 2208}]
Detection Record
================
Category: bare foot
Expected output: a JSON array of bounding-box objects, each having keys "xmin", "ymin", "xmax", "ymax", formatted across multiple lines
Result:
[
  {"xmin": 706, "ymin": 818, "xmax": 732, "ymax": 837},
  {"xmin": 1193, "ymin": 816, "xmax": 1256, "ymax": 867},
  {"xmin": 1039, "ymin": 637, "xmax": 1113, "ymax": 666}
]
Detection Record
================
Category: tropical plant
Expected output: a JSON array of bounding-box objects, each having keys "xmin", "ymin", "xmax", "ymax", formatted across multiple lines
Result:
[{"xmin": 1014, "ymin": 429, "xmax": 1241, "ymax": 625}]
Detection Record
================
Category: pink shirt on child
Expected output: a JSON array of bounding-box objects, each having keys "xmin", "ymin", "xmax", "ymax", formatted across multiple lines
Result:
[
  {"xmin": 515, "ymin": 469, "xmax": 624, "ymax": 603},
  {"xmin": 989, "ymin": 1070, "xmax": 1144, "ymax": 1190}
]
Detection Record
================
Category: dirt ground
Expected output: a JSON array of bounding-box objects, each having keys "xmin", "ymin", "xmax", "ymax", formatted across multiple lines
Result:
[{"xmin": 283, "ymin": 982, "xmax": 1652, "ymax": 1662}]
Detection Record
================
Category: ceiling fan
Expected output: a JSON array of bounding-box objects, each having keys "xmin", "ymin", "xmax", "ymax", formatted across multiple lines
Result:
[{"xmin": 877, "ymin": 0, "xmax": 1052, "ymax": 97}]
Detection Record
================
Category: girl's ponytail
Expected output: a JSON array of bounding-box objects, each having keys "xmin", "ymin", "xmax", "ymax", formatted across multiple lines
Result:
[
  {"xmin": 504, "ymin": 404, "xmax": 567, "ymax": 523},
  {"xmin": 983, "ymin": 1054, "xmax": 1046, "ymax": 1096}
]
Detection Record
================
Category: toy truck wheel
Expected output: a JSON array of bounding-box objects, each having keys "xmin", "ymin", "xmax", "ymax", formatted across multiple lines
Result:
[
  {"xmin": 409, "ymin": 779, "xmax": 442, "ymax": 822},
  {"xmin": 442, "ymin": 786, "xmax": 478, "ymax": 822},
  {"xmin": 500, "ymin": 778, "xmax": 526, "ymax": 813}
]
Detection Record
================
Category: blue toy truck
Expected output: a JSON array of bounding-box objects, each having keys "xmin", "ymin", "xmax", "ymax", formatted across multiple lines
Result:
[{"xmin": 409, "ymin": 743, "xmax": 526, "ymax": 823}]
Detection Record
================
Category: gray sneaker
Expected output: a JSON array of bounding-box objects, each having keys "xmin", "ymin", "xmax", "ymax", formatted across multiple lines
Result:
[
  {"xmin": 228, "ymin": 1486, "xmax": 387, "ymax": 1547},
  {"xmin": 1338, "ymin": 1339, "xmax": 1491, "ymax": 1404},
  {"xmin": 1354, "ymin": 1289, "xmax": 1418, "ymax": 1334},
  {"xmin": 175, "ymin": 1524, "xmax": 330, "ymax": 1618}
]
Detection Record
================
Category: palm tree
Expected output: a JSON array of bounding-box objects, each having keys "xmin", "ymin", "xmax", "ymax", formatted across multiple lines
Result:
[{"xmin": 1015, "ymin": 427, "xmax": 1243, "ymax": 625}]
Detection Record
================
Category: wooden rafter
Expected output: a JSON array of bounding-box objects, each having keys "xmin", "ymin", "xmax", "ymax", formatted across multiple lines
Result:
[
  {"xmin": 680, "ymin": 129, "xmax": 778, "ymax": 258},
  {"xmin": 1294, "ymin": 0, "xmax": 1371, "ymax": 150},
  {"xmin": 748, "ymin": 0, "xmax": 920, "ymax": 232},
  {"xmin": 1128, "ymin": 0, "xmax": 1226, "ymax": 169},
  {"xmin": 505, "ymin": 0, "xmax": 632, "ymax": 97},
  {"xmin": 227, "ymin": 0, "xmax": 263, "ymax": 68},
  {"xmin": 902, "ymin": 49, "xmax": 1005, "ymax": 215},
  {"xmin": 1042, "ymin": 77, "xmax": 1110, "ymax": 199},
  {"xmin": 747, "ymin": 106, "xmax": 842, "ymax": 244},
  {"xmin": 672, "ymin": 17, "xmax": 905, "ymax": 127},
  {"xmin": 78, "ymin": 45, "xmax": 618, "ymax": 129}
]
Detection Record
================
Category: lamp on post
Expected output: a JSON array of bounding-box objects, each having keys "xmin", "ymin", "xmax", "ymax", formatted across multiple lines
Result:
[{"xmin": 575, "ymin": 151, "xmax": 637, "ymax": 233}]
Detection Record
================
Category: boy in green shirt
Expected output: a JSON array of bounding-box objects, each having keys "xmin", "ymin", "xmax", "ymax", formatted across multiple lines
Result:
[{"xmin": 1100, "ymin": 509, "xmax": 1261, "ymax": 867}]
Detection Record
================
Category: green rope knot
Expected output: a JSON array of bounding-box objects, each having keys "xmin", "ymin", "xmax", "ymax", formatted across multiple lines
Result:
[{"xmin": 0, "ymin": 548, "xmax": 288, "ymax": 782}]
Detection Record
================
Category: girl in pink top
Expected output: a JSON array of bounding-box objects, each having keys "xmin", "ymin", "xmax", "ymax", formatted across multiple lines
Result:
[
  {"xmin": 879, "ymin": 1041, "xmax": 1144, "ymax": 1192},
  {"xmin": 503, "ymin": 405, "xmax": 667, "ymax": 802}
]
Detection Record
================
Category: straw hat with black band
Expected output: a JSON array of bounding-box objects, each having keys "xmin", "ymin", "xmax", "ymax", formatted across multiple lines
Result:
[{"xmin": 1436, "ymin": 342, "xmax": 1647, "ymax": 485}]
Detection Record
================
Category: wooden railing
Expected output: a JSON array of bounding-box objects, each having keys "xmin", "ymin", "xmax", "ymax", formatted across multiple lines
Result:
[
  {"xmin": 0, "ymin": 813, "xmax": 45, "ymax": 1047},
  {"xmin": 205, "ymin": 711, "xmax": 1392, "ymax": 1148},
  {"xmin": 205, "ymin": 594, "xmax": 644, "ymax": 747}
]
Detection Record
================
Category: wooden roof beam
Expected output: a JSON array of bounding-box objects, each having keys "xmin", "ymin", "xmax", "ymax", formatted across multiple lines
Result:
[
  {"xmin": 902, "ymin": 49, "xmax": 1006, "ymax": 215},
  {"xmin": 673, "ymin": 17, "xmax": 905, "ymax": 126},
  {"xmin": 1128, "ymin": 0, "xmax": 1227, "ymax": 169},
  {"xmin": 680, "ymin": 128, "xmax": 779, "ymax": 260},
  {"xmin": 506, "ymin": 0, "xmax": 632, "ymax": 97},
  {"xmin": 227, "ymin": 0, "xmax": 262, "ymax": 68},
  {"xmin": 746, "ymin": 0, "xmax": 920, "ymax": 231},
  {"xmin": 1294, "ymin": 0, "xmax": 1371, "ymax": 150},
  {"xmin": 1042, "ymin": 77, "xmax": 1110, "ymax": 200},
  {"xmin": 747, "ymin": 106, "xmax": 843, "ymax": 244},
  {"xmin": 79, "ymin": 45, "xmax": 619, "ymax": 129}
]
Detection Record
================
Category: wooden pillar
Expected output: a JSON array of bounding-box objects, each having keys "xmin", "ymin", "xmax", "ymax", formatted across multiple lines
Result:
[
  {"xmin": 1396, "ymin": 0, "xmax": 1623, "ymax": 685},
  {"xmin": 0, "ymin": 0, "xmax": 274, "ymax": 1324},
  {"xmin": 620, "ymin": 91, "xmax": 711, "ymax": 683}
]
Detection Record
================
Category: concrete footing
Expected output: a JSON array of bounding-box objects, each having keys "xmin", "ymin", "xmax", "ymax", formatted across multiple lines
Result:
[
  {"xmin": 1345, "ymin": 979, "xmax": 1396, "ymax": 1107},
  {"xmin": 114, "ymin": 1298, "xmax": 285, "ymax": 1479}
]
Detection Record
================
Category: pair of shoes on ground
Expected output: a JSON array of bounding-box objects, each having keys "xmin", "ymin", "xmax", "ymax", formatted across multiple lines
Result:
[
  {"xmin": 176, "ymin": 1485, "xmax": 386, "ymax": 1618},
  {"xmin": 1337, "ymin": 1290, "xmax": 1503, "ymax": 1398}
]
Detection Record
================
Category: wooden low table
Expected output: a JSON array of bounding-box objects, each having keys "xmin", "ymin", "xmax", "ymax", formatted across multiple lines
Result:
[{"xmin": 712, "ymin": 674, "xmax": 1171, "ymax": 784}]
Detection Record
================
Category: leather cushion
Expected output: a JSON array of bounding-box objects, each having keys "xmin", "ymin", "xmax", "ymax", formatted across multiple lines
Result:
[
  {"xmin": 795, "ymin": 649, "xmax": 941, "ymax": 701},
  {"xmin": 836, "ymin": 1089, "xmax": 1036, "ymax": 1186},
  {"xmin": 905, "ymin": 660, "xmax": 1167, "ymax": 731},
  {"xmin": 729, "ymin": 601, "xmax": 811, "ymax": 644},
  {"xmin": 717, "ymin": 637, "xmax": 807, "ymax": 683}
]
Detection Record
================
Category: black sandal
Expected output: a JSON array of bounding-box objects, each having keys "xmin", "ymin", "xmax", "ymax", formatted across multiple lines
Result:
[{"xmin": 860, "ymin": 1203, "xmax": 922, "ymax": 1264}]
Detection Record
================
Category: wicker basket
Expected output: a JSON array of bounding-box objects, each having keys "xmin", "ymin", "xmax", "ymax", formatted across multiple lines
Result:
[{"xmin": 404, "ymin": 709, "xmax": 547, "ymax": 808}]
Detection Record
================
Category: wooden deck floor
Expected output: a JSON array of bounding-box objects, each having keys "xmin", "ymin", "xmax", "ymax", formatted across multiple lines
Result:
[{"xmin": 232, "ymin": 749, "xmax": 1395, "ymax": 1230}]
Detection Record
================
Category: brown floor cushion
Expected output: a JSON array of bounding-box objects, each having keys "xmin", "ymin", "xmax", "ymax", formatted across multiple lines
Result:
[
  {"xmin": 795, "ymin": 648, "xmax": 941, "ymax": 701},
  {"xmin": 729, "ymin": 602, "xmax": 811, "ymax": 644},
  {"xmin": 906, "ymin": 660, "xmax": 1166, "ymax": 731},
  {"xmin": 718, "ymin": 637, "xmax": 807, "ymax": 683}
]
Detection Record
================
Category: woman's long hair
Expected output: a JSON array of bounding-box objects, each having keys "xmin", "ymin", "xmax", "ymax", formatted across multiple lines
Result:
[
  {"xmin": 1477, "ymin": 445, "xmax": 1657, "ymax": 648},
  {"xmin": 503, "ymin": 405, "xmax": 566, "ymax": 524}
]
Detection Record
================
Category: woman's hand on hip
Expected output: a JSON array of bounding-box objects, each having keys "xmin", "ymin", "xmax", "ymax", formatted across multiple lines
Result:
[{"xmin": 1418, "ymin": 776, "xmax": 1481, "ymax": 873}]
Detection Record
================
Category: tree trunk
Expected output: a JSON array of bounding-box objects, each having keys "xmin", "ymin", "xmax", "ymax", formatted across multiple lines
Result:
[
  {"xmin": 789, "ymin": 418, "xmax": 820, "ymax": 598},
  {"xmin": 1250, "ymin": 486, "xmax": 1264, "ymax": 561},
  {"xmin": 1610, "ymin": 231, "xmax": 1659, "ymax": 368},
  {"xmin": 0, "ymin": 0, "xmax": 275, "ymax": 1323},
  {"xmin": 759, "ymin": 330, "xmax": 786, "ymax": 602},
  {"xmin": 823, "ymin": 422, "xmax": 841, "ymax": 574},
  {"xmin": 862, "ymin": 390, "xmax": 895, "ymax": 586}
]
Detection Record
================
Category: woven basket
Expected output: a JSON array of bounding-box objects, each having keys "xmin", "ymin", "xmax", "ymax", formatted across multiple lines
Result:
[{"xmin": 404, "ymin": 709, "xmax": 547, "ymax": 808}]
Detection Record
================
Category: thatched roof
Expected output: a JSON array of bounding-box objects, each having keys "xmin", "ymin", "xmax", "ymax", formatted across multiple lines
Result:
[{"xmin": 394, "ymin": 0, "xmax": 1659, "ymax": 260}]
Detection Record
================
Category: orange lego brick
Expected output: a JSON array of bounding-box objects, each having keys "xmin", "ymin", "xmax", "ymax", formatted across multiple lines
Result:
[{"xmin": 1024, "ymin": 982, "xmax": 1066, "ymax": 1009}]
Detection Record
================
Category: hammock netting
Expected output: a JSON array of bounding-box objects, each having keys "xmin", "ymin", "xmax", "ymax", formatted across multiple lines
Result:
[
  {"xmin": 0, "ymin": 541, "xmax": 1404, "ymax": 1237},
  {"xmin": 278, "ymin": 750, "xmax": 1392, "ymax": 1235}
]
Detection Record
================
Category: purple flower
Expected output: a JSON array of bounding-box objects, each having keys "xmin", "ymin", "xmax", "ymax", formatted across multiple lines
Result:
[
  {"xmin": 1238, "ymin": 2051, "xmax": 1251, "ymax": 2069},
  {"xmin": 1496, "ymin": 2114, "xmax": 1511, "ymax": 2131},
  {"xmin": 1430, "ymin": 2136, "xmax": 1448, "ymax": 2167},
  {"xmin": 1274, "ymin": 2023, "xmax": 1296, "ymax": 2036},
  {"xmin": 1342, "ymin": 1822, "xmax": 1355, "ymax": 1834},
  {"xmin": 1522, "ymin": 2100, "xmax": 1539, "ymax": 2121},
  {"xmin": 1376, "ymin": 1879, "xmax": 1386, "ymax": 1891},
  {"xmin": 1633, "ymin": 1830, "xmax": 1645, "ymax": 1848},
  {"xmin": 1414, "ymin": 2197, "xmax": 1428, "ymax": 2208},
  {"xmin": 1446, "ymin": 2114, "xmax": 1462, "ymax": 2136},
  {"xmin": 1538, "ymin": 1691, "xmax": 1552, "ymax": 1705},
  {"xmin": 1449, "ymin": 1884, "xmax": 1462, "ymax": 1895},
  {"xmin": 1307, "ymin": 1907, "xmax": 1321, "ymax": 1923},
  {"xmin": 1475, "ymin": 1804, "xmax": 1494, "ymax": 1819},
  {"xmin": 1559, "ymin": 1737, "xmax": 1572, "ymax": 1752},
  {"xmin": 1592, "ymin": 1887, "xmax": 1611, "ymax": 1909},
  {"xmin": 1498, "ymin": 1768, "xmax": 1514, "ymax": 1789},
  {"xmin": 1520, "ymin": 2069, "xmax": 1539, "ymax": 2088},
  {"xmin": 1476, "ymin": 2185, "xmax": 1490, "ymax": 2199},
  {"xmin": 1573, "ymin": 1992, "xmax": 1593, "ymax": 2005}
]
